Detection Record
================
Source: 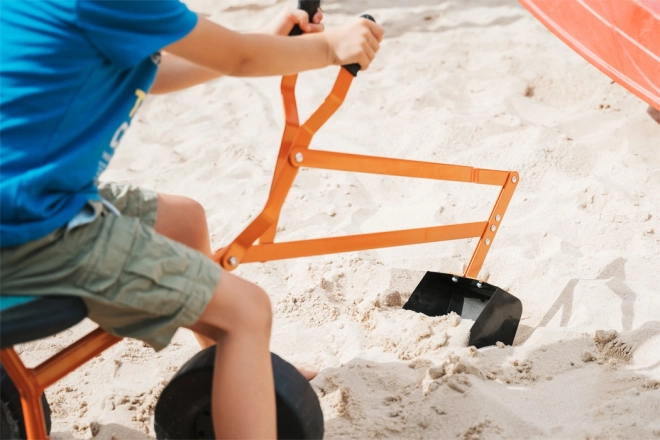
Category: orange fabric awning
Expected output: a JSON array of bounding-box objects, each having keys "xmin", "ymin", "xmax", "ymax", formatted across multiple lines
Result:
[{"xmin": 519, "ymin": 0, "xmax": 660, "ymax": 111}]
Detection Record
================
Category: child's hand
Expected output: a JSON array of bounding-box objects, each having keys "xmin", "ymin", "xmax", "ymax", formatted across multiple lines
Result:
[
  {"xmin": 166, "ymin": 11, "xmax": 381, "ymax": 78},
  {"xmin": 260, "ymin": 7, "xmax": 324, "ymax": 36},
  {"xmin": 324, "ymin": 18, "xmax": 384, "ymax": 71}
]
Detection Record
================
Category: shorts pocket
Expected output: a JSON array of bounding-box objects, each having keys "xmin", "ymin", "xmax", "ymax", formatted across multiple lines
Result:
[
  {"xmin": 116, "ymin": 226, "xmax": 192, "ymax": 315},
  {"xmin": 69, "ymin": 214, "xmax": 135, "ymax": 294}
]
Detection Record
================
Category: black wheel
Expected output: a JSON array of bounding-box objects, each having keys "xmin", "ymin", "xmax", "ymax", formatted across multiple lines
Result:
[
  {"xmin": 154, "ymin": 348, "xmax": 324, "ymax": 439},
  {"xmin": 0, "ymin": 365, "xmax": 51, "ymax": 440}
]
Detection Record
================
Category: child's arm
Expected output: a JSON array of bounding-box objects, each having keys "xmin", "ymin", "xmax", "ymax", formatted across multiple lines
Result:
[
  {"xmin": 151, "ymin": 8, "xmax": 326, "ymax": 95},
  {"xmin": 151, "ymin": 53, "xmax": 220, "ymax": 95},
  {"xmin": 160, "ymin": 13, "xmax": 382, "ymax": 81}
]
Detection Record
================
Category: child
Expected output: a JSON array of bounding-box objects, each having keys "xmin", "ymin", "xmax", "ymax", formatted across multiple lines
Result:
[{"xmin": 0, "ymin": 1, "xmax": 384, "ymax": 438}]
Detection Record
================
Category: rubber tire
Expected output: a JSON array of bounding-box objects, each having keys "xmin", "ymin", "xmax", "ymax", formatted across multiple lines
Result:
[
  {"xmin": 154, "ymin": 349, "xmax": 324, "ymax": 439},
  {"xmin": 0, "ymin": 365, "xmax": 51, "ymax": 440}
]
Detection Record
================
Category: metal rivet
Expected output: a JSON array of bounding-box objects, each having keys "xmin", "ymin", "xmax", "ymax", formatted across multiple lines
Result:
[
  {"xmin": 228, "ymin": 256, "xmax": 238, "ymax": 266},
  {"xmin": 451, "ymin": 276, "xmax": 458, "ymax": 283},
  {"xmin": 485, "ymin": 238, "xmax": 491, "ymax": 246},
  {"xmin": 477, "ymin": 282, "xmax": 483, "ymax": 288},
  {"xmin": 495, "ymin": 215, "xmax": 501, "ymax": 222},
  {"xmin": 491, "ymin": 224, "xmax": 497, "ymax": 232},
  {"xmin": 295, "ymin": 152, "xmax": 304, "ymax": 163},
  {"xmin": 512, "ymin": 176, "xmax": 518, "ymax": 184}
]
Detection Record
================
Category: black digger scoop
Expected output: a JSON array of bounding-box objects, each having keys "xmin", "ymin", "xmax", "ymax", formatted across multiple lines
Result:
[{"xmin": 403, "ymin": 272, "xmax": 522, "ymax": 348}]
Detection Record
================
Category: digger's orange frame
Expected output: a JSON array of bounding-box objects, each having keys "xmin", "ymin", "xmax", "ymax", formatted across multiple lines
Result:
[
  {"xmin": 214, "ymin": 67, "xmax": 519, "ymax": 280},
  {"xmin": 1, "ymin": 66, "xmax": 518, "ymax": 440}
]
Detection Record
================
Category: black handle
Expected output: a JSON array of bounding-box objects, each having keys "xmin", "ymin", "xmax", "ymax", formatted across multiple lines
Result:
[
  {"xmin": 343, "ymin": 14, "xmax": 376, "ymax": 77},
  {"xmin": 289, "ymin": 0, "xmax": 321, "ymax": 36}
]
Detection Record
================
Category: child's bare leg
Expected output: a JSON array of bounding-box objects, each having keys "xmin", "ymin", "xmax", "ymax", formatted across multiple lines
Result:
[
  {"xmin": 154, "ymin": 193, "xmax": 275, "ymax": 437},
  {"xmin": 154, "ymin": 193, "xmax": 318, "ymax": 379},
  {"xmin": 186, "ymin": 269, "xmax": 276, "ymax": 439},
  {"xmin": 154, "ymin": 193, "xmax": 218, "ymax": 348},
  {"xmin": 154, "ymin": 193, "xmax": 212, "ymax": 254}
]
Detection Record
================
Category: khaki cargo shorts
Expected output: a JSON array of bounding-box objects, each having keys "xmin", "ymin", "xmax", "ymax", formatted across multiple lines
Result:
[{"xmin": 0, "ymin": 182, "xmax": 220, "ymax": 351}]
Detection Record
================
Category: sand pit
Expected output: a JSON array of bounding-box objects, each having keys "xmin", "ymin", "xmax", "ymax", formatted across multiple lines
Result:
[{"xmin": 15, "ymin": 0, "xmax": 660, "ymax": 438}]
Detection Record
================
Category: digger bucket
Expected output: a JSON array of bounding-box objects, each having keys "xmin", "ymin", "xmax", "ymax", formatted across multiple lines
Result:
[{"xmin": 403, "ymin": 272, "xmax": 522, "ymax": 348}]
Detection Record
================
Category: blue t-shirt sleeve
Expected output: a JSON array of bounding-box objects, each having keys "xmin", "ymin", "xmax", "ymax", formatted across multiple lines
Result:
[{"xmin": 76, "ymin": 0, "xmax": 197, "ymax": 69}]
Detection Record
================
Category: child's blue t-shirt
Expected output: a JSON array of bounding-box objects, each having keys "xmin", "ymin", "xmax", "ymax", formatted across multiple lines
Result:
[{"xmin": 0, "ymin": 0, "xmax": 198, "ymax": 247}]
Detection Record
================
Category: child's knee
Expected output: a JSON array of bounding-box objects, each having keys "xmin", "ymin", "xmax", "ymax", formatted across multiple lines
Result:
[
  {"xmin": 202, "ymin": 280, "xmax": 272, "ymax": 336},
  {"xmin": 155, "ymin": 193, "xmax": 210, "ymax": 251},
  {"xmin": 183, "ymin": 198, "xmax": 210, "ymax": 247},
  {"xmin": 183, "ymin": 197, "xmax": 206, "ymax": 223},
  {"xmin": 236, "ymin": 284, "xmax": 272, "ymax": 333},
  {"xmin": 177, "ymin": 196, "xmax": 208, "ymax": 232}
]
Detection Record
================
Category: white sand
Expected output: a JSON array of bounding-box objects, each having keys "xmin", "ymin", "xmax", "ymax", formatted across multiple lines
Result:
[{"xmin": 17, "ymin": 0, "xmax": 660, "ymax": 438}]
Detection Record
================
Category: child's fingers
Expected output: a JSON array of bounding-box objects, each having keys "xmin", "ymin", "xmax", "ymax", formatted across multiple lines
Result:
[
  {"xmin": 313, "ymin": 9, "xmax": 324, "ymax": 24},
  {"xmin": 325, "ymin": 17, "xmax": 383, "ymax": 68},
  {"xmin": 292, "ymin": 8, "xmax": 323, "ymax": 33},
  {"xmin": 364, "ymin": 19, "xmax": 385, "ymax": 42},
  {"xmin": 355, "ymin": 41, "xmax": 376, "ymax": 71},
  {"xmin": 366, "ymin": 32, "xmax": 380, "ymax": 52},
  {"xmin": 306, "ymin": 23, "xmax": 325, "ymax": 33},
  {"xmin": 290, "ymin": 9, "xmax": 311, "ymax": 31},
  {"xmin": 358, "ymin": 52, "xmax": 372, "ymax": 71},
  {"xmin": 362, "ymin": 45, "xmax": 376, "ymax": 70}
]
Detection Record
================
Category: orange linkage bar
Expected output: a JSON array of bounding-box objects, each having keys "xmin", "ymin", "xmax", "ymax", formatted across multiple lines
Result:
[{"xmin": 214, "ymin": 66, "xmax": 518, "ymax": 280}]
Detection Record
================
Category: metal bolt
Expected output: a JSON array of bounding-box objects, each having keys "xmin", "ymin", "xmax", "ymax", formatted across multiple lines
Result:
[
  {"xmin": 485, "ymin": 238, "xmax": 491, "ymax": 246},
  {"xmin": 295, "ymin": 152, "xmax": 304, "ymax": 163},
  {"xmin": 477, "ymin": 282, "xmax": 483, "ymax": 289},
  {"xmin": 228, "ymin": 256, "xmax": 238, "ymax": 266},
  {"xmin": 512, "ymin": 176, "xmax": 518, "ymax": 184},
  {"xmin": 451, "ymin": 276, "xmax": 458, "ymax": 283},
  {"xmin": 495, "ymin": 214, "xmax": 501, "ymax": 222},
  {"xmin": 491, "ymin": 224, "xmax": 497, "ymax": 232}
]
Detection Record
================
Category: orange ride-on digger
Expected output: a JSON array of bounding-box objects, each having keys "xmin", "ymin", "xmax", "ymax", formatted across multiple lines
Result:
[
  {"xmin": 212, "ymin": 5, "xmax": 523, "ymax": 349},
  {"xmin": 0, "ymin": 2, "xmax": 522, "ymax": 440},
  {"xmin": 156, "ymin": 2, "xmax": 522, "ymax": 438}
]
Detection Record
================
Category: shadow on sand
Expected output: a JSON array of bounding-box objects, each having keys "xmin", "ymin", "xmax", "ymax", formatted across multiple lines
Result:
[{"xmin": 537, "ymin": 257, "xmax": 637, "ymax": 332}]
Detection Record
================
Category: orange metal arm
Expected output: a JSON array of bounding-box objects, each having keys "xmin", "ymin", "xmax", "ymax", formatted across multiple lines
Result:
[
  {"xmin": 260, "ymin": 69, "xmax": 354, "ymax": 244},
  {"xmin": 214, "ymin": 65, "xmax": 519, "ymax": 280},
  {"xmin": 260, "ymin": 75, "xmax": 300, "ymax": 244},
  {"xmin": 288, "ymin": 148, "xmax": 509, "ymax": 185},
  {"xmin": 465, "ymin": 171, "xmax": 519, "ymax": 278},
  {"xmin": 243, "ymin": 222, "xmax": 488, "ymax": 263}
]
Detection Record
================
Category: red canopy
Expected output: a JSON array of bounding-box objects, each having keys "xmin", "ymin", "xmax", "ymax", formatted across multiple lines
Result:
[{"xmin": 519, "ymin": 0, "xmax": 660, "ymax": 111}]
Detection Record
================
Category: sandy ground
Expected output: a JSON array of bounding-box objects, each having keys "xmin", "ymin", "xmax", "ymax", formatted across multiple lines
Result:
[{"xmin": 16, "ymin": 0, "xmax": 660, "ymax": 438}]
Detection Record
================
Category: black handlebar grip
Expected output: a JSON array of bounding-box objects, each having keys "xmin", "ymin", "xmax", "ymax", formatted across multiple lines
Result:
[
  {"xmin": 343, "ymin": 14, "xmax": 376, "ymax": 77},
  {"xmin": 289, "ymin": 0, "xmax": 321, "ymax": 36}
]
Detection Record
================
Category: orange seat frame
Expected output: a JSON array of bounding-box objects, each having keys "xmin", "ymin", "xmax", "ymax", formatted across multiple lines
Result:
[
  {"xmin": 0, "ymin": 66, "xmax": 518, "ymax": 440},
  {"xmin": 0, "ymin": 330, "xmax": 121, "ymax": 439}
]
